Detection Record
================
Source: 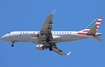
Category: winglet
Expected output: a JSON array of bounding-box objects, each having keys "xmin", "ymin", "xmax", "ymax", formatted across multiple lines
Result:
[
  {"xmin": 51, "ymin": 10, "xmax": 56, "ymax": 14},
  {"xmin": 67, "ymin": 51, "xmax": 71, "ymax": 56}
]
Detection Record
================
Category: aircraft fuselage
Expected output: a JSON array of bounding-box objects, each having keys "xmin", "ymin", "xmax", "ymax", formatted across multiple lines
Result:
[{"xmin": 1, "ymin": 31, "xmax": 101, "ymax": 44}]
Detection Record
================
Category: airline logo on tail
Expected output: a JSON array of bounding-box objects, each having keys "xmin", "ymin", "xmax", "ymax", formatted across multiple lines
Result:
[{"xmin": 78, "ymin": 17, "xmax": 102, "ymax": 35}]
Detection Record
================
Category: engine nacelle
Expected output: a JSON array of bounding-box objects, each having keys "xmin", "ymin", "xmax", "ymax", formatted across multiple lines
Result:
[
  {"xmin": 53, "ymin": 36, "xmax": 60, "ymax": 38},
  {"xmin": 53, "ymin": 36, "xmax": 61, "ymax": 40},
  {"xmin": 36, "ymin": 44, "xmax": 47, "ymax": 50}
]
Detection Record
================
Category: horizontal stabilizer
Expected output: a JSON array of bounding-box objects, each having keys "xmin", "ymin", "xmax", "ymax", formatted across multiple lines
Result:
[{"xmin": 92, "ymin": 36, "xmax": 102, "ymax": 41}]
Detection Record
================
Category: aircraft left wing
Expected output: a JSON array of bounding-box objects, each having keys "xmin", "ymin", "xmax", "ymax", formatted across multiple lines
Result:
[{"xmin": 52, "ymin": 46, "xmax": 71, "ymax": 56}]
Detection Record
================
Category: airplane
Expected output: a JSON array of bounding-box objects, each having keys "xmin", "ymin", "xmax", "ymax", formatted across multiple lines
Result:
[{"xmin": 1, "ymin": 10, "xmax": 102, "ymax": 56}]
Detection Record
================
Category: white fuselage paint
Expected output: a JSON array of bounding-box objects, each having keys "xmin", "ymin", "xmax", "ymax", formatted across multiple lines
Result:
[{"xmin": 1, "ymin": 31, "xmax": 98, "ymax": 44}]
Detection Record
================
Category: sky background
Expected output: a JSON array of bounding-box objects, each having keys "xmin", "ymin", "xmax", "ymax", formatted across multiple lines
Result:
[{"xmin": 0, "ymin": 0, "xmax": 105, "ymax": 67}]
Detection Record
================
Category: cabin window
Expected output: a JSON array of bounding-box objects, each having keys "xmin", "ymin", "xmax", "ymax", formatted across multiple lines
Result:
[
  {"xmin": 21, "ymin": 32, "xmax": 23, "ymax": 34},
  {"xmin": 33, "ymin": 32, "xmax": 35, "ymax": 34},
  {"xmin": 25, "ymin": 32, "xmax": 28, "ymax": 34}
]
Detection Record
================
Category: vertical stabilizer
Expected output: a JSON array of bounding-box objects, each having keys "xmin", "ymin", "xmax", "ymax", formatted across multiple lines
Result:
[
  {"xmin": 78, "ymin": 17, "xmax": 102, "ymax": 35},
  {"xmin": 86, "ymin": 17, "xmax": 102, "ymax": 31}
]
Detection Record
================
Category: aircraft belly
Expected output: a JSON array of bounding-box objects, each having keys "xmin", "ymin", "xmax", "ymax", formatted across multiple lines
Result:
[{"xmin": 13, "ymin": 36, "xmax": 29, "ymax": 42}]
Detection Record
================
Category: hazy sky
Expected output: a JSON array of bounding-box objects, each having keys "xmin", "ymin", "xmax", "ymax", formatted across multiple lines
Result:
[{"xmin": 0, "ymin": 0, "xmax": 105, "ymax": 67}]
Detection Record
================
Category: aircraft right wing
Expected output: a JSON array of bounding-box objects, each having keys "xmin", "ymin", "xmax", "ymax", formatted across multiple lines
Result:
[
  {"xmin": 52, "ymin": 46, "xmax": 71, "ymax": 56},
  {"xmin": 38, "ymin": 10, "xmax": 56, "ymax": 42}
]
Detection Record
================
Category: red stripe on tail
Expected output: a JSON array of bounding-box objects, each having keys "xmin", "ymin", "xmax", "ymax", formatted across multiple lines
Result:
[{"xmin": 96, "ymin": 24, "xmax": 100, "ymax": 26}]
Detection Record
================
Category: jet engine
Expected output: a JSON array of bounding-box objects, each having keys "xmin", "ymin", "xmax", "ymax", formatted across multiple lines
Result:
[
  {"xmin": 36, "ymin": 44, "xmax": 47, "ymax": 50},
  {"xmin": 52, "ymin": 36, "xmax": 61, "ymax": 41},
  {"xmin": 53, "ymin": 36, "xmax": 60, "ymax": 39}
]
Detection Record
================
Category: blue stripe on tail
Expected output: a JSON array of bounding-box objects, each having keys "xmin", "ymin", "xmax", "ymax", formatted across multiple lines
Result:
[{"xmin": 86, "ymin": 18, "xmax": 98, "ymax": 29}]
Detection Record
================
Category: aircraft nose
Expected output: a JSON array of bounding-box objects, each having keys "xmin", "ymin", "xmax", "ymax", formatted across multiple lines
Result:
[
  {"xmin": 1, "ymin": 34, "xmax": 9, "ymax": 41},
  {"xmin": 1, "ymin": 35, "xmax": 6, "ymax": 40}
]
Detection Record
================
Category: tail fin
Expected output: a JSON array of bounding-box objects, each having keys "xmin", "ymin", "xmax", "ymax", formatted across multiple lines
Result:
[
  {"xmin": 86, "ymin": 24, "xmax": 102, "ymax": 41},
  {"xmin": 77, "ymin": 17, "xmax": 102, "ymax": 41},
  {"xmin": 86, "ymin": 17, "xmax": 102, "ymax": 31},
  {"xmin": 78, "ymin": 17, "xmax": 102, "ymax": 34}
]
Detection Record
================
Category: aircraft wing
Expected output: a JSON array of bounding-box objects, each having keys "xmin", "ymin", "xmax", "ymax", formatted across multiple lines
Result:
[
  {"xmin": 52, "ymin": 46, "xmax": 71, "ymax": 56},
  {"xmin": 39, "ymin": 10, "xmax": 56, "ymax": 39}
]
